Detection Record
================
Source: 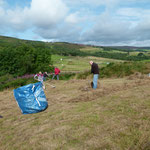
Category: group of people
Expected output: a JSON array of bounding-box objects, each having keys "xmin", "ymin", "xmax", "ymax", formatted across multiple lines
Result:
[
  {"xmin": 34, "ymin": 60, "xmax": 99, "ymax": 90},
  {"xmin": 34, "ymin": 66, "xmax": 60, "ymax": 89}
]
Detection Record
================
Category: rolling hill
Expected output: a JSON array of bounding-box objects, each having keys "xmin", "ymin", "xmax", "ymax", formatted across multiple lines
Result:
[{"xmin": 1, "ymin": 35, "xmax": 150, "ymax": 51}]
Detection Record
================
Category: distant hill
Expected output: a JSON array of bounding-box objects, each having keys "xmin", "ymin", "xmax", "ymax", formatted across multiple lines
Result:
[
  {"xmin": 105, "ymin": 46, "xmax": 150, "ymax": 51},
  {"xmin": 1, "ymin": 35, "xmax": 150, "ymax": 62},
  {"xmin": 1, "ymin": 35, "xmax": 150, "ymax": 51},
  {"xmin": 0, "ymin": 35, "xmax": 85, "ymax": 50}
]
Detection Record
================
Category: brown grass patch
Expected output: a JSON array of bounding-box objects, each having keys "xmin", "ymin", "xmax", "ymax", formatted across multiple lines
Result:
[
  {"xmin": 127, "ymin": 72, "xmax": 150, "ymax": 80},
  {"xmin": 68, "ymin": 77, "xmax": 150, "ymax": 103},
  {"xmin": 1, "ymin": 77, "xmax": 150, "ymax": 150}
]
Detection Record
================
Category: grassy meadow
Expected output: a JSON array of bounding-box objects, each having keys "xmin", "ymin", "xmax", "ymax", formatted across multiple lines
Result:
[
  {"xmin": 80, "ymin": 46, "xmax": 150, "ymax": 56},
  {"xmin": 1, "ymin": 75, "xmax": 150, "ymax": 150},
  {"xmin": 51, "ymin": 55, "xmax": 124, "ymax": 72},
  {"xmin": 51, "ymin": 47, "xmax": 150, "ymax": 74},
  {"xmin": 80, "ymin": 47, "xmax": 103, "ymax": 53}
]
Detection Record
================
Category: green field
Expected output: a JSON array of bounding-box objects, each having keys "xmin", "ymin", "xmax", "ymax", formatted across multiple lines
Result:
[
  {"xmin": 80, "ymin": 46, "xmax": 150, "ymax": 57},
  {"xmin": 80, "ymin": 47, "xmax": 103, "ymax": 53},
  {"xmin": 51, "ymin": 55, "xmax": 124, "ymax": 72},
  {"xmin": 80, "ymin": 47, "xmax": 126, "ymax": 54}
]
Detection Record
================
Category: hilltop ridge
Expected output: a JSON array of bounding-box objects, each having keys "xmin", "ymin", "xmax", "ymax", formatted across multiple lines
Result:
[{"xmin": 1, "ymin": 35, "xmax": 150, "ymax": 51}]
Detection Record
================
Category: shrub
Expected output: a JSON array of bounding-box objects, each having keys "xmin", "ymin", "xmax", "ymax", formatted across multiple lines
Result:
[
  {"xmin": 0, "ymin": 75, "xmax": 36, "ymax": 91},
  {"xmin": 76, "ymin": 70, "xmax": 91, "ymax": 79},
  {"xmin": 75, "ymin": 62, "xmax": 150, "ymax": 79},
  {"xmin": 59, "ymin": 73, "xmax": 75, "ymax": 80},
  {"xmin": 100, "ymin": 62, "xmax": 148, "ymax": 78}
]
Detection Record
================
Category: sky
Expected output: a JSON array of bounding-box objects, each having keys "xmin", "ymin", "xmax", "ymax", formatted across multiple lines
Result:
[{"xmin": 0, "ymin": 0, "xmax": 150, "ymax": 46}]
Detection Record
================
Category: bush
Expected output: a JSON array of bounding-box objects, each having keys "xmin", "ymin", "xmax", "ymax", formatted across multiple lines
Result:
[
  {"xmin": 100, "ymin": 62, "xmax": 148, "ymax": 78},
  {"xmin": 74, "ymin": 62, "xmax": 150, "ymax": 79},
  {"xmin": 58, "ymin": 73, "xmax": 75, "ymax": 80},
  {"xmin": 0, "ymin": 75, "xmax": 36, "ymax": 91},
  {"xmin": 76, "ymin": 70, "xmax": 91, "ymax": 79}
]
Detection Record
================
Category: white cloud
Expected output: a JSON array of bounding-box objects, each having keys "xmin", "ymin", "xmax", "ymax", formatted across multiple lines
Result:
[
  {"xmin": 28, "ymin": 0, "xmax": 68, "ymax": 28},
  {"xmin": 82, "ymin": 14, "xmax": 130, "ymax": 43},
  {"xmin": 0, "ymin": 0, "xmax": 150, "ymax": 46},
  {"xmin": 117, "ymin": 8, "xmax": 150, "ymax": 19},
  {"xmin": 0, "ymin": 0, "xmax": 68, "ymax": 30},
  {"xmin": 5, "ymin": 8, "xmax": 30, "ymax": 31},
  {"xmin": 65, "ymin": 12, "xmax": 80, "ymax": 24},
  {"xmin": 80, "ymin": 3, "xmax": 150, "ymax": 46},
  {"xmin": 117, "ymin": 8, "xmax": 141, "ymax": 18},
  {"xmin": 35, "ymin": 23, "xmax": 82, "ymax": 42}
]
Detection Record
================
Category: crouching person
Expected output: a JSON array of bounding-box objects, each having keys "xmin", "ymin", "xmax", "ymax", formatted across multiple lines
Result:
[{"xmin": 34, "ymin": 71, "xmax": 45, "ymax": 89}]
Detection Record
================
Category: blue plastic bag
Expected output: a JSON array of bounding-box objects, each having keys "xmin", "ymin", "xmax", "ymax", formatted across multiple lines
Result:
[{"xmin": 14, "ymin": 82, "xmax": 48, "ymax": 114}]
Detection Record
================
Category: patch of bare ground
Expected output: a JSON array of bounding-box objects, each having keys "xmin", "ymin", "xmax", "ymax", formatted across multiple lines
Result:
[{"xmin": 69, "ymin": 75, "xmax": 150, "ymax": 103}]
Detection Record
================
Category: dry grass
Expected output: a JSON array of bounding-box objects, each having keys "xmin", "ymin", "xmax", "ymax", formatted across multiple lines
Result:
[{"xmin": 0, "ymin": 77, "xmax": 150, "ymax": 150}]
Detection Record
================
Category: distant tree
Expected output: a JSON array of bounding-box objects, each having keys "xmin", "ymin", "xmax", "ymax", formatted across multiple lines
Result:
[{"xmin": 137, "ymin": 52, "xmax": 145, "ymax": 57}]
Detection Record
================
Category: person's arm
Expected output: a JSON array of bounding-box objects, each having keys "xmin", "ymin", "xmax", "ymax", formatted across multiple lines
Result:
[
  {"xmin": 44, "ymin": 72, "xmax": 48, "ymax": 77},
  {"xmin": 34, "ymin": 74, "xmax": 38, "ymax": 80},
  {"xmin": 91, "ymin": 65, "xmax": 94, "ymax": 73}
]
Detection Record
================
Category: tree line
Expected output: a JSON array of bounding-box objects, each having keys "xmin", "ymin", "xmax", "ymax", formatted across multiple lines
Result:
[{"xmin": 0, "ymin": 44, "xmax": 52, "ymax": 76}]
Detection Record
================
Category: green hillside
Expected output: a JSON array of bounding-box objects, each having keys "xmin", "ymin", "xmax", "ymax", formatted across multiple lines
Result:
[
  {"xmin": 1, "ymin": 35, "xmax": 150, "ymax": 91},
  {"xmin": 0, "ymin": 35, "xmax": 84, "ymax": 51},
  {"xmin": 1, "ymin": 35, "xmax": 150, "ymax": 61},
  {"xmin": 1, "ymin": 36, "xmax": 150, "ymax": 150}
]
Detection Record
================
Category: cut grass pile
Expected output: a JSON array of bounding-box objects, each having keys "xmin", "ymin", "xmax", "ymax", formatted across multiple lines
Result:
[{"xmin": 0, "ymin": 76, "xmax": 150, "ymax": 150}]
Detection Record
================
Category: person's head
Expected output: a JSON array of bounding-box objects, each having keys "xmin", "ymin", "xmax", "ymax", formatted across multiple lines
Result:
[
  {"xmin": 39, "ymin": 71, "xmax": 42, "ymax": 74},
  {"xmin": 89, "ymin": 61, "xmax": 93, "ymax": 65}
]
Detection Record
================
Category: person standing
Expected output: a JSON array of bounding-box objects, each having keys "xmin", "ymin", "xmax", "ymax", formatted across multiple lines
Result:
[
  {"xmin": 89, "ymin": 61, "xmax": 99, "ymax": 89},
  {"xmin": 52, "ymin": 67, "xmax": 60, "ymax": 80}
]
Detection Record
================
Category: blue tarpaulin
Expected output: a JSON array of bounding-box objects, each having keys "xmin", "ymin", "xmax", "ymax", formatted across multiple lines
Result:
[{"xmin": 14, "ymin": 82, "xmax": 48, "ymax": 114}]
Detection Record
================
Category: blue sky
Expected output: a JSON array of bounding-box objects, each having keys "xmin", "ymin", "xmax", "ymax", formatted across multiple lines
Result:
[{"xmin": 0, "ymin": 0, "xmax": 150, "ymax": 46}]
